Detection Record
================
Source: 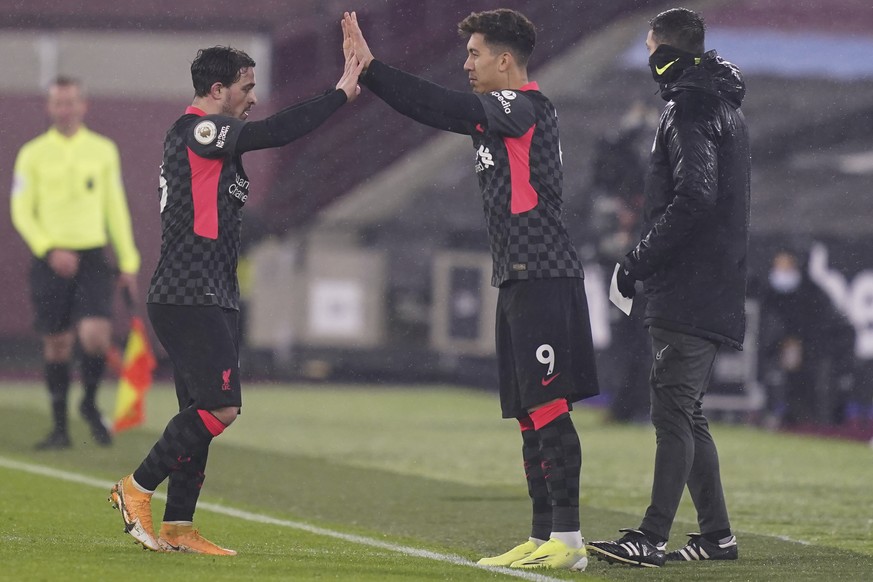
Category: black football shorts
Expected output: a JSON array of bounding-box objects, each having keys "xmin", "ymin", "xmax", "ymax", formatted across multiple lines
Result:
[
  {"xmin": 147, "ymin": 303, "xmax": 242, "ymax": 411},
  {"xmin": 30, "ymin": 248, "xmax": 113, "ymax": 334},
  {"xmin": 496, "ymin": 277, "xmax": 600, "ymax": 418}
]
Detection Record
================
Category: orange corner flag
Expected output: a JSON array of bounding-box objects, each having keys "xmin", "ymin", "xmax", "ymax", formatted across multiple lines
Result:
[{"xmin": 112, "ymin": 316, "xmax": 156, "ymax": 433}]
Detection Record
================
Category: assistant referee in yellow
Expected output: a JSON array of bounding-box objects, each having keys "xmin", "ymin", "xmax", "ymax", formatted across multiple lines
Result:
[{"xmin": 11, "ymin": 76, "xmax": 140, "ymax": 450}]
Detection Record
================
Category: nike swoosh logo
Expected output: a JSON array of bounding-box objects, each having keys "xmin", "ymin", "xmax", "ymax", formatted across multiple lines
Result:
[
  {"xmin": 656, "ymin": 345, "xmax": 669, "ymax": 360},
  {"xmin": 541, "ymin": 373, "xmax": 561, "ymax": 386},
  {"xmin": 655, "ymin": 59, "xmax": 679, "ymax": 76}
]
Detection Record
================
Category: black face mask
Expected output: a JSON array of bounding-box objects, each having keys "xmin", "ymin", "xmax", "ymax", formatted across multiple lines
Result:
[{"xmin": 648, "ymin": 44, "xmax": 699, "ymax": 84}]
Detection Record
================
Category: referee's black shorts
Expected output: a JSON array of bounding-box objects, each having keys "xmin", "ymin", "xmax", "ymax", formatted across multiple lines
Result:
[
  {"xmin": 147, "ymin": 303, "xmax": 242, "ymax": 412},
  {"xmin": 496, "ymin": 277, "xmax": 600, "ymax": 419},
  {"xmin": 30, "ymin": 248, "xmax": 113, "ymax": 334}
]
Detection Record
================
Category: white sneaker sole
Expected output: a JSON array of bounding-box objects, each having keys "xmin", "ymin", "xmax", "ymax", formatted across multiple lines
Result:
[{"xmin": 109, "ymin": 481, "xmax": 160, "ymax": 552}]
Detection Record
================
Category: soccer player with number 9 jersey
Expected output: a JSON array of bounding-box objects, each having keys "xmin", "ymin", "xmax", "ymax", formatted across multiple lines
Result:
[{"xmin": 343, "ymin": 9, "xmax": 599, "ymax": 571}]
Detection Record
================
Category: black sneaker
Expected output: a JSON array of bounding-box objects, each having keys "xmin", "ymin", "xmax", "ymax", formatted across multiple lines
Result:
[
  {"xmin": 34, "ymin": 429, "xmax": 71, "ymax": 450},
  {"xmin": 667, "ymin": 533, "xmax": 738, "ymax": 561},
  {"xmin": 586, "ymin": 528, "xmax": 666, "ymax": 568},
  {"xmin": 80, "ymin": 402, "xmax": 113, "ymax": 446}
]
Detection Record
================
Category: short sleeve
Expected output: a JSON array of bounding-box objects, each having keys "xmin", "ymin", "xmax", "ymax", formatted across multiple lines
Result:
[
  {"xmin": 185, "ymin": 115, "xmax": 247, "ymax": 158},
  {"xmin": 476, "ymin": 90, "xmax": 536, "ymax": 137}
]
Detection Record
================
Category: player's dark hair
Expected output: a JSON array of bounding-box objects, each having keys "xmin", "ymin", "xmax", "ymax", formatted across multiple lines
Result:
[
  {"xmin": 649, "ymin": 7, "xmax": 706, "ymax": 54},
  {"xmin": 458, "ymin": 9, "xmax": 536, "ymax": 66},
  {"xmin": 51, "ymin": 75, "xmax": 83, "ymax": 90},
  {"xmin": 191, "ymin": 46, "xmax": 256, "ymax": 97}
]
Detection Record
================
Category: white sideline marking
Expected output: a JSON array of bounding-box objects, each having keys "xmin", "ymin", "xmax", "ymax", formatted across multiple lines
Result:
[{"xmin": 0, "ymin": 456, "xmax": 565, "ymax": 582}]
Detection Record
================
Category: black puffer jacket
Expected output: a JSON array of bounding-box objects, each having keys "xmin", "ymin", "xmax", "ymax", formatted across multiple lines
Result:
[{"xmin": 624, "ymin": 50, "xmax": 751, "ymax": 350}]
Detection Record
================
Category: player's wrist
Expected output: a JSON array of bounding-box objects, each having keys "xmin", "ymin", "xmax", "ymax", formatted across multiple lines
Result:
[{"xmin": 358, "ymin": 58, "xmax": 376, "ymax": 84}]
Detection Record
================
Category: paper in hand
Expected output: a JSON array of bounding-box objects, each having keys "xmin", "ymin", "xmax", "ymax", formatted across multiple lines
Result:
[{"xmin": 609, "ymin": 263, "xmax": 633, "ymax": 316}]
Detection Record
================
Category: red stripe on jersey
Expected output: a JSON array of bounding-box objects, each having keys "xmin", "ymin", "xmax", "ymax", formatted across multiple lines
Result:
[
  {"xmin": 187, "ymin": 147, "xmax": 222, "ymax": 239},
  {"xmin": 504, "ymin": 124, "xmax": 537, "ymax": 214}
]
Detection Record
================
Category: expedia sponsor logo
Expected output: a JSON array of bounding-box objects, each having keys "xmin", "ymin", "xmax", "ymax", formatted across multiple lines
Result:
[
  {"xmin": 193, "ymin": 120, "xmax": 217, "ymax": 145},
  {"xmin": 490, "ymin": 90, "xmax": 514, "ymax": 114},
  {"xmin": 216, "ymin": 124, "xmax": 230, "ymax": 149},
  {"xmin": 228, "ymin": 173, "xmax": 249, "ymax": 204},
  {"xmin": 475, "ymin": 144, "xmax": 494, "ymax": 173}
]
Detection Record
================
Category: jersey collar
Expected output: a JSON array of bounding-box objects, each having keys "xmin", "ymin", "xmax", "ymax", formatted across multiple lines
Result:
[
  {"xmin": 520, "ymin": 81, "xmax": 539, "ymax": 91},
  {"xmin": 47, "ymin": 125, "xmax": 87, "ymax": 142},
  {"xmin": 186, "ymin": 106, "xmax": 207, "ymax": 116}
]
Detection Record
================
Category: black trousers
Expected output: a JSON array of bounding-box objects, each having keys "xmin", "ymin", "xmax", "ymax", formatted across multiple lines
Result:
[{"xmin": 640, "ymin": 326, "xmax": 731, "ymax": 541}]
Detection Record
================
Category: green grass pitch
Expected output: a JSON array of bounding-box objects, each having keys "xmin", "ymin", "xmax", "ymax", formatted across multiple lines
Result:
[{"xmin": 0, "ymin": 382, "xmax": 871, "ymax": 581}]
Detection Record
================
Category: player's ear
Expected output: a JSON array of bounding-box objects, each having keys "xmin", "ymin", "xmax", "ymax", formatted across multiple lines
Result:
[
  {"xmin": 498, "ymin": 51, "xmax": 513, "ymax": 72},
  {"xmin": 209, "ymin": 82, "xmax": 224, "ymax": 100}
]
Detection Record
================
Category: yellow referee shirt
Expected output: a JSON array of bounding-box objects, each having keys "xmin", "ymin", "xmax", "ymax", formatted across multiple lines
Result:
[{"xmin": 11, "ymin": 126, "xmax": 140, "ymax": 274}]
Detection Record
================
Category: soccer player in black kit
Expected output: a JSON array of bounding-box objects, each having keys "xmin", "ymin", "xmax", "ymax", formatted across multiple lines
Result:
[
  {"xmin": 108, "ymin": 46, "xmax": 364, "ymax": 554},
  {"xmin": 343, "ymin": 10, "xmax": 599, "ymax": 571}
]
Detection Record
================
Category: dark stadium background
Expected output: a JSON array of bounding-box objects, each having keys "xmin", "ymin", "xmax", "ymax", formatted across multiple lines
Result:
[{"xmin": 2, "ymin": 0, "xmax": 872, "ymax": 430}]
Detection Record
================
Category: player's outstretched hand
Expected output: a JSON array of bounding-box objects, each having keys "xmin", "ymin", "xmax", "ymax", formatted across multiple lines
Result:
[
  {"xmin": 336, "ymin": 51, "xmax": 364, "ymax": 102},
  {"xmin": 341, "ymin": 14, "xmax": 353, "ymax": 62},
  {"xmin": 342, "ymin": 11, "xmax": 374, "ymax": 70}
]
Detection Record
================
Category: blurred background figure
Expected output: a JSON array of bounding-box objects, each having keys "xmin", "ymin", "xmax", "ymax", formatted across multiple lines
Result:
[
  {"xmin": 758, "ymin": 248, "xmax": 857, "ymax": 429},
  {"xmin": 10, "ymin": 76, "xmax": 140, "ymax": 450},
  {"xmin": 589, "ymin": 101, "xmax": 658, "ymax": 423}
]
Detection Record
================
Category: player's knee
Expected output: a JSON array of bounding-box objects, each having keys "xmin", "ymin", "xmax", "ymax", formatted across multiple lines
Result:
[
  {"xmin": 517, "ymin": 415, "xmax": 536, "ymax": 432},
  {"xmin": 211, "ymin": 406, "xmax": 239, "ymax": 426},
  {"xmin": 77, "ymin": 317, "xmax": 112, "ymax": 353}
]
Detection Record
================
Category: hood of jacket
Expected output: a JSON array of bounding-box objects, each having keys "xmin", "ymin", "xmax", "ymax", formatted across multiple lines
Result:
[{"xmin": 660, "ymin": 49, "xmax": 745, "ymax": 109}]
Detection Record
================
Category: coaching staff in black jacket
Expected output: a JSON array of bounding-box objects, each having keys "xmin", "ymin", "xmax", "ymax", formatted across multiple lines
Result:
[{"xmin": 587, "ymin": 8, "xmax": 750, "ymax": 568}]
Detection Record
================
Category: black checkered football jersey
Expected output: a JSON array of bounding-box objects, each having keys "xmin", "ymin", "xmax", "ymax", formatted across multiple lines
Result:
[
  {"xmin": 472, "ymin": 83, "xmax": 584, "ymax": 287},
  {"xmin": 147, "ymin": 107, "xmax": 250, "ymax": 309}
]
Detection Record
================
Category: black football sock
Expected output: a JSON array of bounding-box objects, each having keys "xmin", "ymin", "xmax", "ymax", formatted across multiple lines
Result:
[
  {"xmin": 133, "ymin": 407, "xmax": 214, "ymax": 492},
  {"xmin": 521, "ymin": 428, "xmax": 552, "ymax": 541},
  {"xmin": 536, "ymin": 413, "xmax": 581, "ymax": 532},
  {"xmin": 46, "ymin": 362, "xmax": 71, "ymax": 433},
  {"xmin": 163, "ymin": 446, "xmax": 209, "ymax": 523},
  {"xmin": 80, "ymin": 354, "xmax": 105, "ymax": 408}
]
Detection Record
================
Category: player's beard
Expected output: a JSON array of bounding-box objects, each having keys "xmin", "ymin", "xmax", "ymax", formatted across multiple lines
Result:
[{"xmin": 220, "ymin": 93, "xmax": 239, "ymax": 119}]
